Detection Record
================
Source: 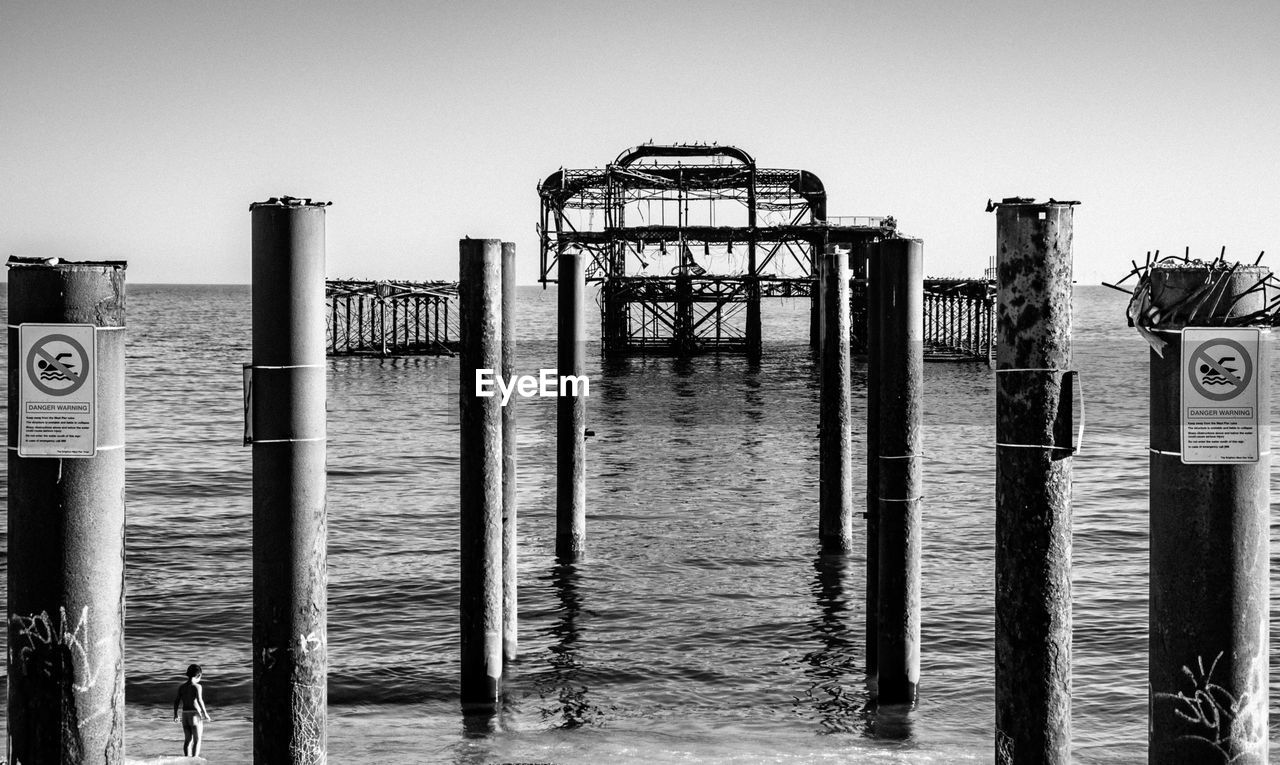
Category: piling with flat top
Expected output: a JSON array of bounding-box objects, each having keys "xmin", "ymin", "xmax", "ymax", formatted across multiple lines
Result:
[
  {"xmin": 500, "ymin": 241, "xmax": 519, "ymax": 663},
  {"xmin": 864, "ymin": 242, "xmax": 882, "ymax": 673},
  {"xmin": 459, "ymin": 238, "xmax": 504, "ymax": 709},
  {"xmin": 876, "ymin": 237, "xmax": 923, "ymax": 705},
  {"xmin": 557, "ymin": 249, "xmax": 587, "ymax": 560},
  {"xmin": 819, "ymin": 245, "xmax": 853, "ymax": 551},
  {"xmin": 993, "ymin": 200, "xmax": 1073, "ymax": 764},
  {"xmin": 1146, "ymin": 262, "xmax": 1270, "ymax": 764},
  {"xmin": 250, "ymin": 197, "xmax": 329, "ymax": 764},
  {"xmin": 7, "ymin": 258, "xmax": 126, "ymax": 763}
]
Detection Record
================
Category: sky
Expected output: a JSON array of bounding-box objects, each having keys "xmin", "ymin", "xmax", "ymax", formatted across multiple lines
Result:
[{"xmin": 2, "ymin": 0, "xmax": 1276, "ymax": 285}]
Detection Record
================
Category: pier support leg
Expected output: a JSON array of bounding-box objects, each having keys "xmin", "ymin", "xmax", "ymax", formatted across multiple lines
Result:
[
  {"xmin": 810, "ymin": 248, "xmax": 823, "ymax": 353},
  {"xmin": 1147, "ymin": 264, "xmax": 1270, "ymax": 765},
  {"xmin": 819, "ymin": 245, "xmax": 853, "ymax": 551},
  {"xmin": 993, "ymin": 201, "xmax": 1073, "ymax": 764},
  {"xmin": 674, "ymin": 271, "xmax": 694, "ymax": 355},
  {"xmin": 876, "ymin": 237, "xmax": 923, "ymax": 705},
  {"xmin": 557, "ymin": 249, "xmax": 587, "ymax": 561},
  {"xmin": 250, "ymin": 198, "xmax": 329, "ymax": 764},
  {"xmin": 746, "ymin": 277, "xmax": 762, "ymax": 359},
  {"xmin": 459, "ymin": 238, "xmax": 504, "ymax": 711},
  {"xmin": 7, "ymin": 259, "xmax": 126, "ymax": 764},
  {"xmin": 865, "ymin": 242, "xmax": 881, "ymax": 677},
  {"xmin": 501, "ymin": 242, "xmax": 519, "ymax": 663}
]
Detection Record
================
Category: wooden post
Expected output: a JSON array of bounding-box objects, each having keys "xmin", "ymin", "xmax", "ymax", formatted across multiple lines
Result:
[
  {"xmin": 250, "ymin": 197, "xmax": 329, "ymax": 764},
  {"xmin": 7, "ymin": 258, "xmax": 127, "ymax": 764},
  {"xmin": 819, "ymin": 245, "xmax": 853, "ymax": 551},
  {"xmin": 865, "ymin": 241, "xmax": 882, "ymax": 676},
  {"xmin": 876, "ymin": 237, "xmax": 923, "ymax": 705},
  {"xmin": 500, "ymin": 241, "xmax": 519, "ymax": 663},
  {"xmin": 459, "ymin": 238, "xmax": 504, "ymax": 710},
  {"xmin": 993, "ymin": 200, "xmax": 1074, "ymax": 764},
  {"xmin": 1147, "ymin": 263, "xmax": 1270, "ymax": 764},
  {"xmin": 557, "ymin": 249, "xmax": 587, "ymax": 560}
]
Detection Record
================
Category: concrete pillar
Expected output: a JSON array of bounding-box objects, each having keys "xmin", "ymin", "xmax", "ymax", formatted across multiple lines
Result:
[
  {"xmin": 1147, "ymin": 263, "xmax": 1270, "ymax": 765},
  {"xmin": 819, "ymin": 245, "xmax": 853, "ymax": 551},
  {"xmin": 557, "ymin": 249, "xmax": 587, "ymax": 560},
  {"xmin": 7, "ymin": 257, "xmax": 127, "ymax": 764},
  {"xmin": 250, "ymin": 197, "xmax": 329, "ymax": 764},
  {"xmin": 459, "ymin": 238, "xmax": 504, "ymax": 711},
  {"xmin": 500, "ymin": 242, "xmax": 519, "ymax": 663},
  {"xmin": 864, "ymin": 242, "xmax": 882, "ymax": 676},
  {"xmin": 993, "ymin": 200, "xmax": 1074, "ymax": 765},
  {"xmin": 876, "ymin": 238, "xmax": 923, "ymax": 705}
]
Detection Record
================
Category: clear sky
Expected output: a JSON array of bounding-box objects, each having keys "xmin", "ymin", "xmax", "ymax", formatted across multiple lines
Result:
[{"xmin": 3, "ymin": 1, "xmax": 1276, "ymax": 285}]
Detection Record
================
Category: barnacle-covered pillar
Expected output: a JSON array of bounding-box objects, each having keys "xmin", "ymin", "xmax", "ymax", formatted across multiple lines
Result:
[
  {"xmin": 819, "ymin": 244, "xmax": 853, "ymax": 551},
  {"xmin": 459, "ymin": 238, "xmax": 504, "ymax": 712},
  {"xmin": 250, "ymin": 196, "xmax": 329, "ymax": 764},
  {"xmin": 993, "ymin": 199, "xmax": 1074, "ymax": 765},
  {"xmin": 876, "ymin": 237, "xmax": 923, "ymax": 705},
  {"xmin": 7, "ymin": 257, "xmax": 127, "ymax": 764},
  {"xmin": 1141, "ymin": 260, "xmax": 1270, "ymax": 765}
]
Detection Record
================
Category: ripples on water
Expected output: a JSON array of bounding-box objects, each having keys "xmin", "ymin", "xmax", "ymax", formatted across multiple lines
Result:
[{"xmin": 0, "ymin": 285, "xmax": 1278, "ymax": 762}]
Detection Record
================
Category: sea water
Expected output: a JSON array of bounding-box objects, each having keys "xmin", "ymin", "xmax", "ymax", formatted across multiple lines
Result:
[{"xmin": 1, "ymin": 284, "xmax": 1278, "ymax": 763}]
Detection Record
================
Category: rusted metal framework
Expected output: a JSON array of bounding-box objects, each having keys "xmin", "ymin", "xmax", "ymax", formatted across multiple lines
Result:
[
  {"xmin": 538, "ymin": 144, "xmax": 894, "ymax": 354},
  {"xmin": 325, "ymin": 279, "xmax": 458, "ymax": 356},
  {"xmin": 922, "ymin": 278, "xmax": 994, "ymax": 361},
  {"xmin": 848, "ymin": 273, "xmax": 994, "ymax": 362}
]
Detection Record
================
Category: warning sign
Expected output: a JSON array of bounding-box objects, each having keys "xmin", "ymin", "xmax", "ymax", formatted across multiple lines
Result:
[
  {"xmin": 18, "ymin": 324, "xmax": 96, "ymax": 458},
  {"xmin": 1181, "ymin": 327, "xmax": 1261, "ymax": 464}
]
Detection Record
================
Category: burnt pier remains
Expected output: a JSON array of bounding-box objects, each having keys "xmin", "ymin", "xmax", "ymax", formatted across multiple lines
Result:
[{"xmin": 539, "ymin": 143, "xmax": 994, "ymax": 360}]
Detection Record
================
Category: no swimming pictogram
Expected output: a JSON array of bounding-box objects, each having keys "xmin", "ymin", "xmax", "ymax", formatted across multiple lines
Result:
[
  {"xmin": 1180, "ymin": 327, "xmax": 1263, "ymax": 464},
  {"xmin": 18, "ymin": 323, "xmax": 97, "ymax": 458},
  {"xmin": 1187, "ymin": 337, "xmax": 1252, "ymax": 402},
  {"xmin": 26, "ymin": 333, "xmax": 91, "ymax": 396}
]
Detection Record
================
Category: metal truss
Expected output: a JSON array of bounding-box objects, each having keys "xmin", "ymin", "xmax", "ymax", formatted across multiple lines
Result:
[{"xmin": 325, "ymin": 279, "xmax": 458, "ymax": 356}]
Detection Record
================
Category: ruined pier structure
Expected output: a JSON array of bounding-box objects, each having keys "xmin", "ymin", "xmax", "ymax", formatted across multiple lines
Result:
[{"xmin": 534, "ymin": 144, "xmax": 994, "ymax": 360}]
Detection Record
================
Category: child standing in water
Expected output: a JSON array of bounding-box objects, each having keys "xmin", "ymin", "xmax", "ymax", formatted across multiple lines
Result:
[{"xmin": 173, "ymin": 663, "xmax": 212, "ymax": 756}]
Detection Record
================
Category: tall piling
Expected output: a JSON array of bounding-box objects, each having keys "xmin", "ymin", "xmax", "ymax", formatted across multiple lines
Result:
[
  {"xmin": 501, "ymin": 241, "xmax": 519, "ymax": 663},
  {"xmin": 810, "ymin": 241, "xmax": 823, "ymax": 352},
  {"xmin": 557, "ymin": 248, "xmax": 587, "ymax": 560},
  {"xmin": 864, "ymin": 242, "xmax": 882, "ymax": 674},
  {"xmin": 7, "ymin": 258, "xmax": 126, "ymax": 764},
  {"xmin": 876, "ymin": 237, "xmax": 923, "ymax": 705},
  {"xmin": 993, "ymin": 200, "xmax": 1073, "ymax": 764},
  {"xmin": 459, "ymin": 238, "xmax": 504, "ymax": 710},
  {"xmin": 746, "ymin": 277, "xmax": 762, "ymax": 359},
  {"xmin": 1146, "ymin": 263, "xmax": 1270, "ymax": 764},
  {"xmin": 819, "ymin": 245, "xmax": 853, "ymax": 551},
  {"xmin": 250, "ymin": 197, "xmax": 329, "ymax": 764}
]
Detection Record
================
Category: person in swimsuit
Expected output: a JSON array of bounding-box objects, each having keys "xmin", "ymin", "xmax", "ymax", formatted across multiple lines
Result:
[{"xmin": 172, "ymin": 663, "xmax": 212, "ymax": 756}]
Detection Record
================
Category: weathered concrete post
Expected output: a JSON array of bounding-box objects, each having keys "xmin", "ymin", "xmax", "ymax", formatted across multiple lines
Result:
[
  {"xmin": 876, "ymin": 237, "xmax": 923, "ymax": 705},
  {"xmin": 250, "ymin": 197, "xmax": 329, "ymax": 764},
  {"xmin": 7, "ymin": 258, "xmax": 126, "ymax": 764},
  {"xmin": 746, "ymin": 277, "xmax": 763, "ymax": 359},
  {"xmin": 993, "ymin": 200, "xmax": 1074, "ymax": 764},
  {"xmin": 864, "ymin": 241, "xmax": 882, "ymax": 674},
  {"xmin": 1146, "ymin": 262, "xmax": 1270, "ymax": 765},
  {"xmin": 819, "ymin": 244, "xmax": 853, "ymax": 551},
  {"xmin": 500, "ymin": 241, "xmax": 519, "ymax": 663},
  {"xmin": 459, "ymin": 238, "xmax": 504, "ymax": 710},
  {"xmin": 674, "ymin": 269, "xmax": 694, "ymax": 355},
  {"xmin": 811, "ymin": 240, "xmax": 823, "ymax": 352},
  {"xmin": 557, "ymin": 249, "xmax": 587, "ymax": 560}
]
